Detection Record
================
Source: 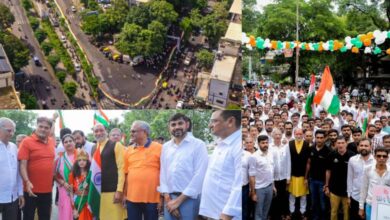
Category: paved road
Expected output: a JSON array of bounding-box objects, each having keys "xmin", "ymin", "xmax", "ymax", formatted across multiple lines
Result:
[
  {"xmin": 3, "ymin": 0, "xmax": 69, "ymax": 109},
  {"xmin": 55, "ymin": 0, "xmax": 160, "ymax": 105}
]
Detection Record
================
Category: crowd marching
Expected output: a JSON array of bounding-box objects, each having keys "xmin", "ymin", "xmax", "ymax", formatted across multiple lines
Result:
[
  {"xmin": 242, "ymin": 77, "xmax": 390, "ymax": 220},
  {"xmin": 0, "ymin": 110, "xmax": 242, "ymax": 220}
]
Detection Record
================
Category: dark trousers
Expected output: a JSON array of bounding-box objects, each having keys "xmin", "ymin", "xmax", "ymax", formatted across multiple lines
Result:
[
  {"xmin": 0, "ymin": 199, "xmax": 19, "ymax": 220},
  {"xmin": 270, "ymin": 179, "xmax": 289, "ymax": 220},
  {"xmin": 126, "ymin": 200, "xmax": 158, "ymax": 220},
  {"xmin": 243, "ymin": 184, "xmax": 249, "ymax": 220},
  {"xmin": 23, "ymin": 192, "xmax": 52, "ymax": 220},
  {"xmin": 309, "ymin": 179, "xmax": 326, "ymax": 220},
  {"xmin": 350, "ymin": 197, "xmax": 363, "ymax": 220}
]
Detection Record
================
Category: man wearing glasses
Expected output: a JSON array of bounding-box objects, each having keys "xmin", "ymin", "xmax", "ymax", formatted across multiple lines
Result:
[
  {"xmin": 123, "ymin": 121, "xmax": 162, "ymax": 220},
  {"xmin": 0, "ymin": 117, "xmax": 24, "ymax": 219},
  {"xmin": 359, "ymin": 147, "xmax": 390, "ymax": 220}
]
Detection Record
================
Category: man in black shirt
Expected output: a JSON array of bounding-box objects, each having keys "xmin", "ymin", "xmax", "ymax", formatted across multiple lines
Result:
[
  {"xmin": 325, "ymin": 136, "xmax": 356, "ymax": 220},
  {"xmin": 347, "ymin": 128, "xmax": 362, "ymax": 154},
  {"xmin": 305, "ymin": 130, "xmax": 331, "ymax": 220}
]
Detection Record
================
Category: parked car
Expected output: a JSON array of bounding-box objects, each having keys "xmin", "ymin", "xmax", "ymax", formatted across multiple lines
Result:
[
  {"xmin": 71, "ymin": 5, "xmax": 76, "ymax": 12},
  {"xmin": 61, "ymin": 35, "xmax": 66, "ymax": 43},
  {"xmin": 75, "ymin": 63, "xmax": 81, "ymax": 72},
  {"xmin": 33, "ymin": 56, "xmax": 41, "ymax": 66},
  {"xmin": 184, "ymin": 52, "xmax": 193, "ymax": 65},
  {"xmin": 176, "ymin": 100, "xmax": 184, "ymax": 109},
  {"xmin": 131, "ymin": 55, "xmax": 144, "ymax": 66}
]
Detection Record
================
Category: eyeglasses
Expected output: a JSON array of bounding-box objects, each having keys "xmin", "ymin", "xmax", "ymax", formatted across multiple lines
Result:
[
  {"xmin": 1, "ymin": 127, "xmax": 15, "ymax": 133},
  {"xmin": 376, "ymin": 155, "xmax": 388, "ymax": 158}
]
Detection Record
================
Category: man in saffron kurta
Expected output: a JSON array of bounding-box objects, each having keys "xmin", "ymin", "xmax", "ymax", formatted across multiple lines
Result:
[
  {"xmin": 288, "ymin": 128, "xmax": 310, "ymax": 218},
  {"xmin": 93, "ymin": 124, "xmax": 125, "ymax": 220}
]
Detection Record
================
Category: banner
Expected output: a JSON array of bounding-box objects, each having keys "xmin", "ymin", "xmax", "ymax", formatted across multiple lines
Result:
[{"xmin": 371, "ymin": 185, "xmax": 390, "ymax": 220}]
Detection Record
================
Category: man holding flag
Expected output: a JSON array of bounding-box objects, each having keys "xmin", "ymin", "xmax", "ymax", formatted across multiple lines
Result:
[
  {"xmin": 305, "ymin": 74, "xmax": 316, "ymax": 118},
  {"xmin": 313, "ymin": 66, "xmax": 341, "ymax": 116},
  {"xmin": 88, "ymin": 123, "xmax": 126, "ymax": 220}
]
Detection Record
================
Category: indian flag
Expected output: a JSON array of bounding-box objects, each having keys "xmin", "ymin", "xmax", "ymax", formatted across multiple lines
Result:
[
  {"xmin": 305, "ymin": 74, "xmax": 316, "ymax": 118},
  {"xmin": 88, "ymin": 144, "xmax": 101, "ymax": 217},
  {"xmin": 362, "ymin": 101, "xmax": 371, "ymax": 135},
  {"xmin": 94, "ymin": 109, "xmax": 110, "ymax": 127},
  {"xmin": 58, "ymin": 110, "xmax": 66, "ymax": 129},
  {"xmin": 313, "ymin": 66, "xmax": 340, "ymax": 115}
]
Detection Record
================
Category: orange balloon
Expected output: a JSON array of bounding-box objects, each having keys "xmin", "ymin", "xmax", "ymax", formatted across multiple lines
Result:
[
  {"xmin": 249, "ymin": 35, "xmax": 256, "ymax": 47},
  {"xmin": 352, "ymin": 47, "xmax": 359, "ymax": 53},
  {"xmin": 387, "ymin": 48, "xmax": 390, "ymax": 55},
  {"xmin": 363, "ymin": 38, "xmax": 371, "ymax": 47},
  {"xmin": 294, "ymin": 41, "xmax": 300, "ymax": 48},
  {"xmin": 358, "ymin": 34, "xmax": 366, "ymax": 41},
  {"xmin": 367, "ymin": 32, "xmax": 374, "ymax": 39},
  {"xmin": 286, "ymin": 42, "xmax": 290, "ymax": 49},
  {"xmin": 271, "ymin": 40, "xmax": 277, "ymax": 49},
  {"xmin": 334, "ymin": 40, "xmax": 340, "ymax": 50},
  {"xmin": 305, "ymin": 43, "xmax": 310, "ymax": 50},
  {"xmin": 319, "ymin": 42, "xmax": 324, "ymax": 52}
]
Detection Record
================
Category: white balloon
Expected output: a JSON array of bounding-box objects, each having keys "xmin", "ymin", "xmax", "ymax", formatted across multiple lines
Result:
[
  {"xmin": 323, "ymin": 42, "xmax": 329, "ymax": 51},
  {"xmin": 246, "ymin": 44, "xmax": 253, "ymax": 50},
  {"xmin": 375, "ymin": 35, "xmax": 386, "ymax": 45},
  {"xmin": 364, "ymin": 47, "xmax": 372, "ymax": 54},
  {"xmin": 373, "ymin": 30, "xmax": 381, "ymax": 38},
  {"xmin": 265, "ymin": 42, "xmax": 272, "ymax": 48},
  {"xmin": 264, "ymin": 38, "xmax": 270, "ymax": 45},
  {"xmin": 345, "ymin": 36, "xmax": 351, "ymax": 44},
  {"xmin": 282, "ymin": 42, "xmax": 287, "ymax": 49},
  {"xmin": 346, "ymin": 42, "xmax": 353, "ymax": 49},
  {"xmin": 242, "ymin": 33, "xmax": 249, "ymax": 44},
  {"xmin": 308, "ymin": 43, "xmax": 313, "ymax": 50}
]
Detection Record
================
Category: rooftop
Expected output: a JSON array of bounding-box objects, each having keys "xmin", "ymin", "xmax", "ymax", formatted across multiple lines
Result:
[
  {"xmin": 0, "ymin": 86, "xmax": 24, "ymax": 109},
  {"xmin": 224, "ymin": 22, "xmax": 242, "ymax": 43},
  {"xmin": 229, "ymin": 0, "xmax": 242, "ymax": 15},
  {"xmin": 210, "ymin": 55, "xmax": 238, "ymax": 82},
  {"xmin": 196, "ymin": 72, "xmax": 211, "ymax": 101}
]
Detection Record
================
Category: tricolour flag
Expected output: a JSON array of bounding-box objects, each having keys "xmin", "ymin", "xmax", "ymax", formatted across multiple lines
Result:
[
  {"xmin": 313, "ymin": 66, "xmax": 340, "ymax": 115},
  {"xmin": 362, "ymin": 101, "xmax": 371, "ymax": 136},
  {"xmin": 305, "ymin": 74, "xmax": 316, "ymax": 118},
  {"xmin": 58, "ymin": 110, "xmax": 66, "ymax": 129},
  {"xmin": 93, "ymin": 109, "xmax": 110, "ymax": 127},
  {"xmin": 88, "ymin": 144, "xmax": 101, "ymax": 217}
]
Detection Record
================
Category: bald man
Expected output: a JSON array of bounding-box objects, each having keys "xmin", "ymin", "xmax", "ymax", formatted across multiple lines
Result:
[{"xmin": 288, "ymin": 128, "xmax": 311, "ymax": 218}]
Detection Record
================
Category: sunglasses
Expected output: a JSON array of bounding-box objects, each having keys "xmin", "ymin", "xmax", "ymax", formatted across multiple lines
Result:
[{"xmin": 376, "ymin": 155, "xmax": 388, "ymax": 158}]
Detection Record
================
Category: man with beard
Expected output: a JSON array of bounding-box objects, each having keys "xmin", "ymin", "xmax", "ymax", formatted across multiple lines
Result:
[
  {"xmin": 341, "ymin": 125, "xmax": 353, "ymax": 143},
  {"xmin": 123, "ymin": 121, "xmax": 162, "ymax": 220},
  {"xmin": 383, "ymin": 135, "xmax": 390, "ymax": 150},
  {"xmin": 366, "ymin": 124, "xmax": 382, "ymax": 150},
  {"xmin": 72, "ymin": 130, "xmax": 95, "ymax": 159},
  {"xmin": 91, "ymin": 123, "xmax": 125, "ymax": 220},
  {"xmin": 261, "ymin": 119, "xmax": 274, "ymax": 143},
  {"xmin": 305, "ymin": 130, "xmax": 330, "ymax": 220},
  {"xmin": 326, "ymin": 129, "xmax": 339, "ymax": 150},
  {"xmin": 249, "ymin": 135, "xmax": 275, "ymax": 220},
  {"xmin": 109, "ymin": 128, "xmax": 123, "ymax": 143},
  {"xmin": 288, "ymin": 128, "xmax": 311, "ymax": 219},
  {"xmin": 282, "ymin": 122, "xmax": 293, "ymax": 145},
  {"xmin": 255, "ymin": 120, "xmax": 264, "ymax": 134},
  {"xmin": 160, "ymin": 113, "xmax": 208, "ymax": 220},
  {"xmin": 18, "ymin": 116, "xmax": 57, "ymax": 220},
  {"xmin": 347, "ymin": 128, "xmax": 362, "ymax": 154},
  {"xmin": 200, "ymin": 110, "xmax": 241, "ymax": 220},
  {"xmin": 347, "ymin": 138, "xmax": 374, "ymax": 220}
]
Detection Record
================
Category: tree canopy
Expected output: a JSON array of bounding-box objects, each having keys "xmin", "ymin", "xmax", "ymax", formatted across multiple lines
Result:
[{"xmin": 0, "ymin": 110, "xmax": 37, "ymax": 142}]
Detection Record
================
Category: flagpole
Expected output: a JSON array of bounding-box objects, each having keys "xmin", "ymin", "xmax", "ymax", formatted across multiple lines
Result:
[{"xmin": 295, "ymin": 0, "xmax": 299, "ymax": 88}]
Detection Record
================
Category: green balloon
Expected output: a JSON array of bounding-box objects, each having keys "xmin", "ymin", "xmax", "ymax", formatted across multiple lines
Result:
[
  {"xmin": 351, "ymin": 38, "xmax": 357, "ymax": 45},
  {"xmin": 313, "ymin": 43, "xmax": 319, "ymax": 51},
  {"xmin": 374, "ymin": 47, "xmax": 381, "ymax": 55},
  {"xmin": 340, "ymin": 46, "xmax": 347, "ymax": 53},
  {"xmin": 256, "ymin": 37, "xmax": 265, "ymax": 49},
  {"xmin": 277, "ymin": 41, "xmax": 283, "ymax": 49},
  {"xmin": 355, "ymin": 40, "xmax": 363, "ymax": 49},
  {"xmin": 387, "ymin": 31, "xmax": 390, "ymax": 39},
  {"xmin": 301, "ymin": 44, "xmax": 306, "ymax": 50}
]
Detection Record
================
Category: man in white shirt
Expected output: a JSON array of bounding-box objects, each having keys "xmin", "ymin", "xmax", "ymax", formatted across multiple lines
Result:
[
  {"xmin": 249, "ymin": 135, "xmax": 274, "ymax": 220},
  {"xmin": 359, "ymin": 147, "xmax": 390, "ymax": 220},
  {"xmin": 199, "ymin": 110, "xmax": 242, "ymax": 220},
  {"xmin": 347, "ymin": 138, "xmax": 375, "ymax": 220},
  {"xmin": 159, "ymin": 113, "xmax": 208, "ymax": 220},
  {"xmin": 0, "ymin": 117, "xmax": 24, "ymax": 219},
  {"xmin": 270, "ymin": 129, "xmax": 290, "ymax": 220}
]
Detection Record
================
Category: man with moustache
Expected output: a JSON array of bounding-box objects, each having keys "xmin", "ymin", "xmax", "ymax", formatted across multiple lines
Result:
[
  {"xmin": 347, "ymin": 129, "xmax": 362, "ymax": 154},
  {"xmin": 249, "ymin": 135, "xmax": 275, "ymax": 220},
  {"xmin": 282, "ymin": 122, "xmax": 294, "ymax": 145},
  {"xmin": 347, "ymin": 138, "xmax": 374, "ymax": 220},
  {"xmin": 159, "ymin": 113, "xmax": 208, "ymax": 220},
  {"xmin": 261, "ymin": 119, "xmax": 274, "ymax": 144},
  {"xmin": 18, "ymin": 116, "xmax": 57, "ymax": 220},
  {"xmin": 0, "ymin": 118, "xmax": 24, "ymax": 220},
  {"xmin": 288, "ymin": 128, "xmax": 311, "ymax": 219},
  {"xmin": 200, "ymin": 110, "xmax": 242, "ymax": 220},
  {"xmin": 123, "ymin": 121, "xmax": 162, "ymax": 220},
  {"xmin": 91, "ymin": 123, "xmax": 125, "ymax": 220},
  {"xmin": 72, "ymin": 130, "xmax": 95, "ymax": 159}
]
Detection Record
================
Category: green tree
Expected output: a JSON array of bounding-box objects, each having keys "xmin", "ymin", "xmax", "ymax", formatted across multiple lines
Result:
[
  {"xmin": 22, "ymin": 0, "xmax": 32, "ymax": 10},
  {"xmin": 0, "ymin": 31, "xmax": 30, "ymax": 71},
  {"xmin": 126, "ymin": 5, "xmax": 151, "ymax": 28},
  {"xmin": 28, "ymin": 16, "xmax": 40, "ymax": 30},
  {"xmin": 116, "ymin": 23, "xmax": 143, "ymax": 57},
  {"xmin": 56, "ymin": 71, "xmax": 66, "ymax": 84},
  {"xmin": 105, "ymin": 0, "xmax": 129, "ymax": 33},
  {"xmin": 47, "ymin": 54, "xmax": 60, "ymax": 68},
  {"xmin": 196, "ymin": 49, "xmax": 214, "ymax": 69},
  {"xmin": 41, "ymin": 41, "xmax": 53, "ymax": 55},
  {"xmin": 200, "ymin": 14, "xmax": 227, "ymax": 47},
  {"xmin": 63, "ymin": 81, "xmax": 78, "ymax": 98},
  {"xmin": 0, "ymin": 110, "xmax": 37, "ymax": 141},
  {"xmin": 20, "ymin": 92, "xmax": 38, "ymax": 109},
  {"xmin": 81, "ymin": 14, "xmax": 100, "ymax": 37},
  {"xmin": 34, "ymin": 28, "xmax": 47, "ymax": 43},
  {"xmin": 180, "ymin": 17, "xmax": 192, "ymax": 38},
  {"xmin": 0, "ymin": 3, "xmax": 15, "ymax": 29},
  {"xmin": 148, "ymin": 0, "xmax": 178, "ymax": 25}
]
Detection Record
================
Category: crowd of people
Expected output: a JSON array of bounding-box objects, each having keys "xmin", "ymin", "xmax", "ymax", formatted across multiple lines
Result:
[
  {"xmin": 0, "ymin": 110, "xmax": 242, "ymax": 220},
  {"xmin": 242, "ymin": 81, "xmax": 390, "ymax": 220}
]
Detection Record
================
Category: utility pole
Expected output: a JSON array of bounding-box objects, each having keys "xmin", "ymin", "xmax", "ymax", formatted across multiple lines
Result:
[{"xmin": 295, "ymin": 0, "xmax": 299, "ymax": 88}]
